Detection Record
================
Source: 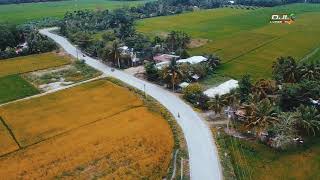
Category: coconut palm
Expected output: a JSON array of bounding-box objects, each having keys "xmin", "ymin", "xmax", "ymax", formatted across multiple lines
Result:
[
  {"xmin": 209, "ymin": 94, "xmax": 225, "ymax": 116},
  {"xmin": 223, "ymin": 88, "xmax": 239, "ymax": 109},
  {"xmin": 272, "ymin": 56, "xmax": 298, "ymax": 83},
  {"xmin": 295, "ymin": 105, "xmax": 320, "ymax": 136},
  {"xmin": 299, "ymin": 64, "xmax": 320, "ymax": 81},
  {"xmin": 244, "ymin": 98, "xmax": 278, "ymax": 134},
  {"xmin": 252, "ymin": 79, "xmax": 278, "ymax": 100}
]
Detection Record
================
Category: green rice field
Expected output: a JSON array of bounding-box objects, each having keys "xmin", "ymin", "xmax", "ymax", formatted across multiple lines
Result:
[
  {"xmin": 137, "ymin": 3, "xmax": 320, "ymax": 80},
  {"xmin": 0, "ymin": 0, "xmax": 151, "ymax": 24}
]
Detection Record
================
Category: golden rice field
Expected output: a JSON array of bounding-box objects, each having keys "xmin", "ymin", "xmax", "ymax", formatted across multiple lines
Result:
[
  {"xmin": 0, "ymin": 79, "xmax": 174, "ymax": 179},
  {"xmin": 0, "ymin": 52, "xmax": 71, "ymax": 77}
]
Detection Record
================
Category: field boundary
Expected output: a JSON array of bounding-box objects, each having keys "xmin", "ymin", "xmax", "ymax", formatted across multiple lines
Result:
[
  {"xmin": 0, "ymin": 116, "xmax": 21, "ymax": 149},
  {"xmin": 300, "ymin": 46, "xmax": 320, "ymax": 63}
]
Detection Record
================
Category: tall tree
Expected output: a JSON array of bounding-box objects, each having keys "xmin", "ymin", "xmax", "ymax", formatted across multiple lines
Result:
[{"xmin": 109, "ymin": 40, "xmax": 121, "ymax": 68}]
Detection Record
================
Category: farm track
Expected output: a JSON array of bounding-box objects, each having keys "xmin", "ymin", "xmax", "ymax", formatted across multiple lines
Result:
[
  {"xmin": 0, "ymin": 105, "xmax": 144, "ymax": 158},
  {"xmin": 40, "ymin": 27, "xmax": 222, "ymax": 180},
  {"xmin": 223, "ymin": 36, "xmax": 281, "ymax": 64}
]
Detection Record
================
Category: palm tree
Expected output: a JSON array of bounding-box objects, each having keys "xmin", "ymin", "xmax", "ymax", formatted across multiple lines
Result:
[
  {"xmin": 244, "ymin": 98, "xmax": 278, "ymax": 134},
  {"xmin": 209, "ymin": 94, "xmax": 225, "ymax": 117},
  {"xmin": 109, "ymin": 40, "xmax": 121, "ymax": 68},
  {"xmin": 207, "ymin": 54, "xmax": 220, "ymax": 69},
  {"xmin": 252, "ymin": 79, "xmax": 277, "ymax": 100},
  {"xmin": 272, "ymin": 56, "xmax": 298, "ymax": 83},
  {"xmin": 223, "ymin": 89, "xmax": 239, "ymax": 109},
  {"xmin": 161, "ymin": 59, "xmax": 183, "ymax": 92},
  {"xmin": 295, "ymin": 105, "xmax": 320, "ymax": 136},
  {"xmin": 299, "ymin": 64, "xmax": 320, "ymax": 81}
]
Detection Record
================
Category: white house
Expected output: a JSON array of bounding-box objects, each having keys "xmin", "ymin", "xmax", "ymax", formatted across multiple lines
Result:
[
  {"xmin": 156, "ymin": 56, "xmax": 208, "ymax": 69},
  {"xmin": 177, "ymin": 56, "xmax": 208, "ymax": 64},
  {"xmin": 204, "ymin": 79, "xmax": 239, "ymax": 98}
]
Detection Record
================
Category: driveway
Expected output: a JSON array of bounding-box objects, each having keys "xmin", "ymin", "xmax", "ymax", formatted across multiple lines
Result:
[{"xmin": 40, "ymin": 27, "xmax": 222, "ymax": 180}]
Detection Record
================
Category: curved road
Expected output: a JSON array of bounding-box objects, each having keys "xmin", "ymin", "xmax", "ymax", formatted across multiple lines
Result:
[{"xmin": 40, "ymin": 27, "xmax": 222, "ymax": 180}]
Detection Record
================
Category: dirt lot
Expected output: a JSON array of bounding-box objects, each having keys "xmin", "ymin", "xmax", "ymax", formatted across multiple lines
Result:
[{"xmin": 0, "ymin": 79, "xmax": 174, "ymax": 179}]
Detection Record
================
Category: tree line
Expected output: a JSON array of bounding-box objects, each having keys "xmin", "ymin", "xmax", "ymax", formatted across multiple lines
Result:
[{"xmin": 0, "ymin": 23, "xmax": 57, "ymax": 60}]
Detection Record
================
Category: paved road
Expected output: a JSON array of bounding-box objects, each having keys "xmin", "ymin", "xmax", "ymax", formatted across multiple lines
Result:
[{"xmin": 40, "ymin": 27, "xmax": 222, "ymax": 180}]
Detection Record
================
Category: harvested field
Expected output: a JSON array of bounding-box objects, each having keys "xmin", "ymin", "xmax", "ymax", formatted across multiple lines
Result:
[
  {"xmin": 0, "ymin": 79, "xmax": 174, "ymax": 179},
  {"xmin": 0, "ymin": 52, "xmax": 70, "ymax": 77}
]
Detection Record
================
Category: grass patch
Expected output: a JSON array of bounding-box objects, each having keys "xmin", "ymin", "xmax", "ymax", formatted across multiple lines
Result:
[
  {"xmin": 137, "ymin": 3, "xmax": 320, "ymax": 81},
  {"xmin": 0, "ymin": 75, "xmax": 39, "ymax": 104},
  {"xmin": 0, "ymin": 0, "xmax": 152, "ymax": 24},
  {"xmin": 0, "ymin": 79, "xmax": 174, "ymax": 179},
  {"xmin": 0, "ymin": 52, "xmax": 71, "ymax": 77},
  {"xmin": 215, "ymin": 131, "xmax": 320, "ymax": 180}
]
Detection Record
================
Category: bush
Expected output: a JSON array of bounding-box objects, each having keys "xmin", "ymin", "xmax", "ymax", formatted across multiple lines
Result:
[{"xmin": 183, "ymin": 83, "xmax": 209, "ymax": 109}]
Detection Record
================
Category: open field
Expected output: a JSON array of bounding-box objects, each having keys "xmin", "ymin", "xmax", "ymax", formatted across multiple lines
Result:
[
  {"xmin": 0, "ymin": 75, "xmax": 39, "ymax": 104},
  {"xmin": 137, "ymin": 3, "xmax": 320, "ymax": 80},
  {"xmin": 0, "ymin": 79, "xmax": 174, "ymax": 179},
  {"xmin": 0, "ymin": 0, "xmax": 151, "ymax": 24},
  {"xmin": 0, "ymin": 52, "xmax": 71, "ymax": 77},
  {"xmin": 216, "ymin": 132, "xmax": 320, "ymax": 180}
]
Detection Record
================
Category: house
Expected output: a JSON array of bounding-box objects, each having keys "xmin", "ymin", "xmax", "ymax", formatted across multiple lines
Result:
[
  {"xmin": 155, "ymin": 55, "xmax": 208, "ymax": 70},
  {"xmin": 203, "ymin": 79, "xmax": 239, "ymax": 98},
  {"xmin": 177, "ymin": 56, "xmax": 208, "ymax": 64},
  {"xmin": 15, "ymin": 42, "xmax": 28, "ymax": 54},
  {"xmin": 119, "ymin": 46, "xmax": 142, "ymax": 66},
  {"xmin": 153, "ymin": 54, "xmax": 180, "ymax": 64}
]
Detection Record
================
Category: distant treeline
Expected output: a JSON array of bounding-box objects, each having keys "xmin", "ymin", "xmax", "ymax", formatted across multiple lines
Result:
[{"xmin": 0, "ymin": 0, "xmax": 65, "ymax": 5}]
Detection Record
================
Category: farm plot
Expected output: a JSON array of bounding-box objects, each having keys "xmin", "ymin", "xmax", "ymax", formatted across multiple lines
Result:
[
  {"xmin": 0, "ymin": 75, "xmax": 39, "ymax": 104},
  {"xmin": 0, "ymin": 79, "xmax": 174, "ymax": 179},
  {"xmin": 136, "ymin": 3, "xmax": 320, "ymax": 80},
  {"xmin": 0, "ymin": 52, "xmax": 70, "ymax": 77}
]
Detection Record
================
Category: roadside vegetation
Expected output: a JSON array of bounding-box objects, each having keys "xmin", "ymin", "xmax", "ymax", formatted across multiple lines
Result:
[{"xmin": 206, "ymin": 56, "xmax": 320, "ymax": 179}]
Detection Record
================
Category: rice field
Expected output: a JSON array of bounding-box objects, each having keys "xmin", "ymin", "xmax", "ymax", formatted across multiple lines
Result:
[
  {"xmin": 0, "ymin": 75, "xmax": 39, "ymax": 104},
  {"xmin": 0, "ymin": 79, "xmax": 174, "ymax": 179},
  {"xmin": 136, "ymin": 3, "xmax": 320, "ymax": 80},
  {"xmin": 0, "ymin": 53, "xmax": 71, "ymax": 77},
  {"xmin": 0, "ymin": 0, "xmax": 152, "ymax": 24}
]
